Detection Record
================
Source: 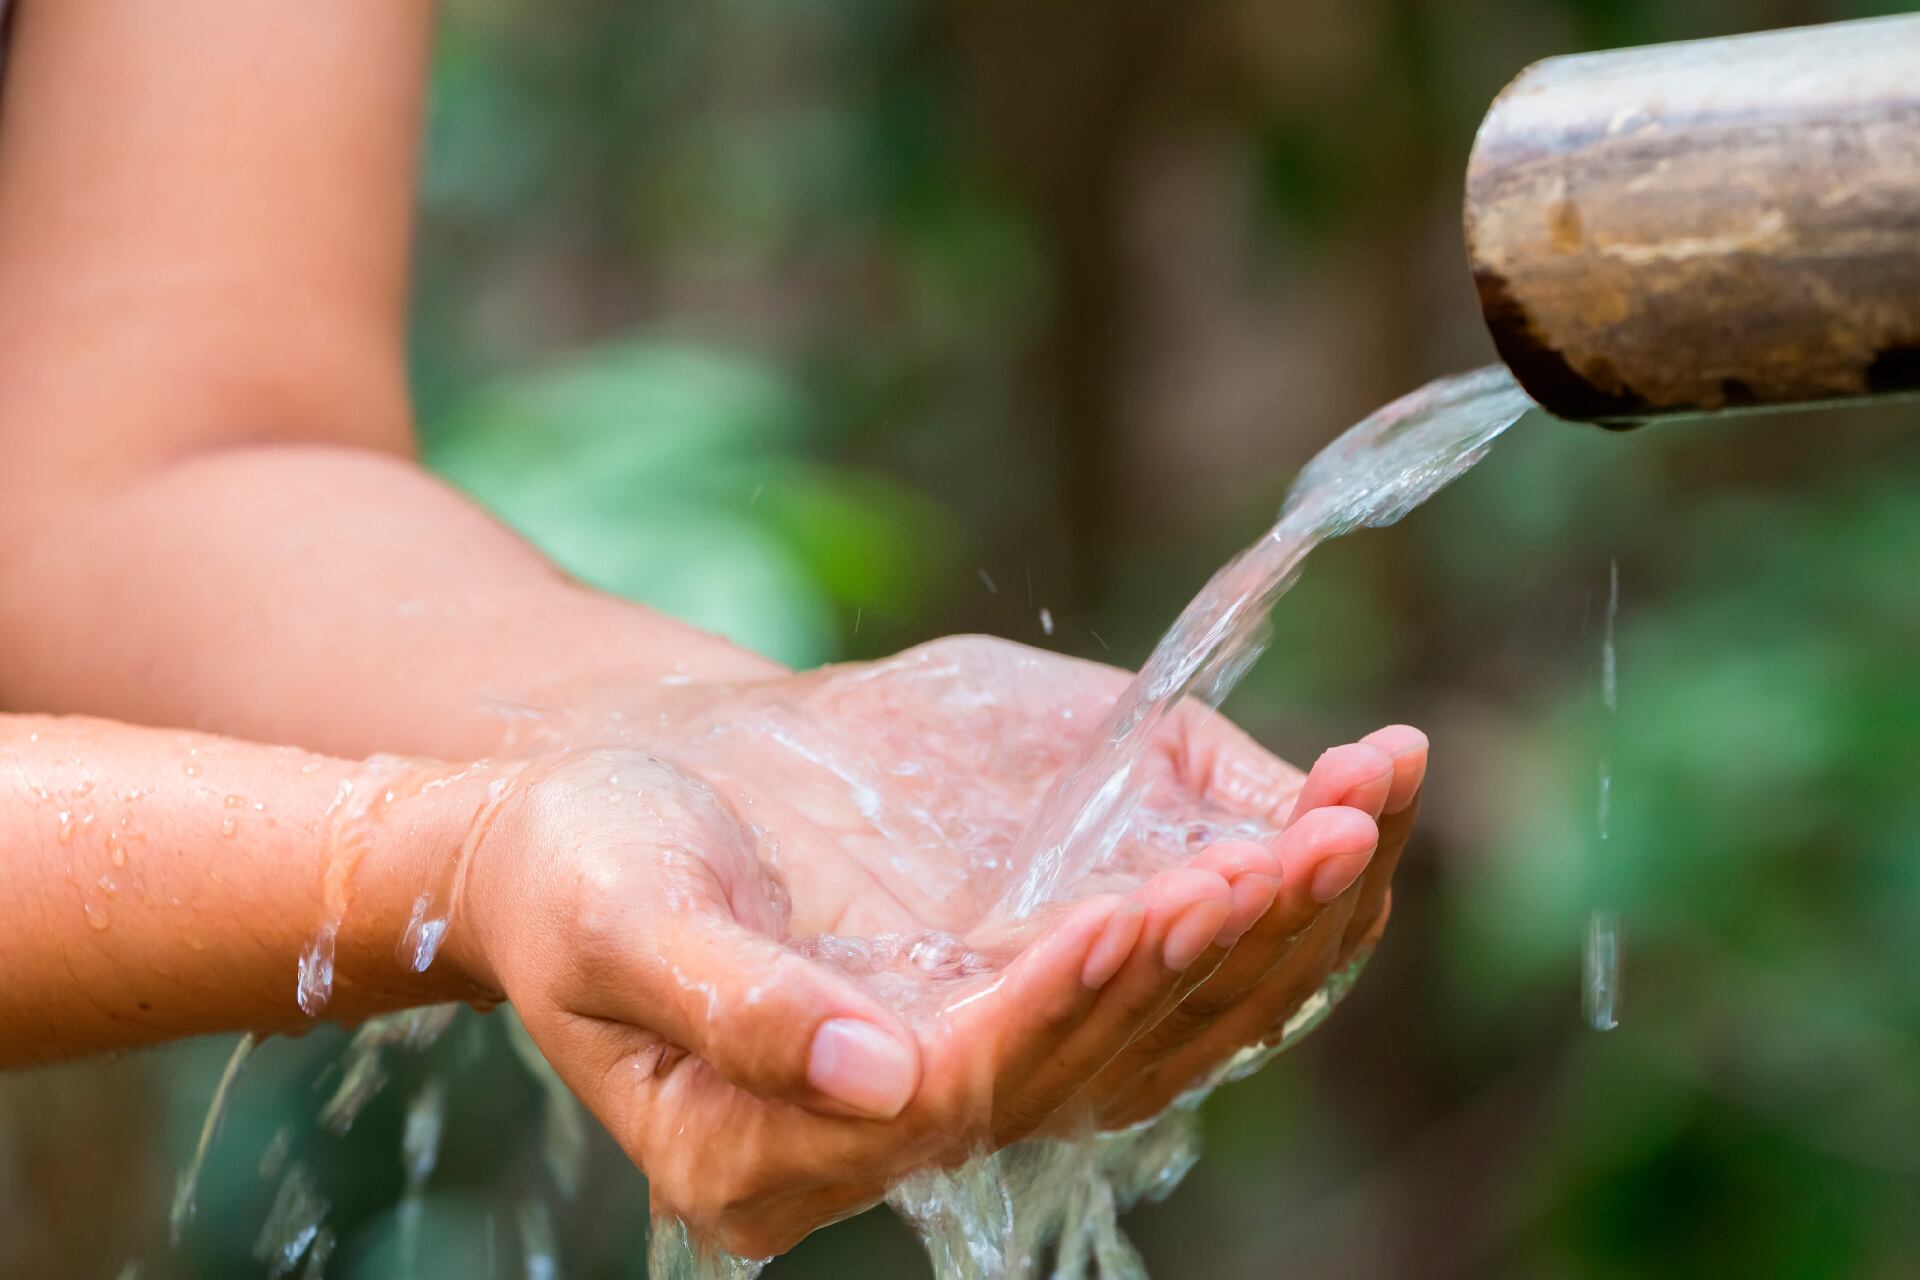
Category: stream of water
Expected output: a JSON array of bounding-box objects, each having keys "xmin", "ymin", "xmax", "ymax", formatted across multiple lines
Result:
[
  {"xmin": 660, "ymin": 364, "xmax": 1536, "ymax": 1277},
  {"xmin": 1584, "ymin": 559, "xmax": 1622, "ymax": 1032},
  {"xmin": 171, "ymin": 365, "xmax": 1536, "ymax": 1278}
]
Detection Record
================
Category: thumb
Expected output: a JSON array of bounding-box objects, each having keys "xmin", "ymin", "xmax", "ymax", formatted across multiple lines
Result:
[{"xmin": 588, "ymin": 892, "xmax": 923, "ymax": 1121}]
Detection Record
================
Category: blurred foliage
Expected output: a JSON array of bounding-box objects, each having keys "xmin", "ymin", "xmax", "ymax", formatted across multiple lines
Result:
[
  {"xmin": 427, "ymin": 341, "xmax": 956, "ymax": 667},
  {"xmin": 7, "ymin": 0, "xmax": 1920, "ymax": 1277}
]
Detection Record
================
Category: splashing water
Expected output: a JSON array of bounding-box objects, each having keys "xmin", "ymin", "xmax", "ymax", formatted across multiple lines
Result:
[
  {"xmin": 647, "ymin": 367, "xmax": 1534, "ymax": 1278},
  {"xmin": 1584, "ymin": 558, "xmax": 1622, "ymax": 1032},
  {"xmin": 200, "ymin": 366, "xmax": 1531, "ymax": 1277}
]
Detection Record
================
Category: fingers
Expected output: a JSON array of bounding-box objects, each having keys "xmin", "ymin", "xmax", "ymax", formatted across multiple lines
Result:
[
  {"xmin": 1083, "ymin": 807, "xmax": 1378, "ymax": 1111},
  {"xmin": 582, "ymin": 892, "xmax": 924, "ymax": 1122},
  {"xmin": 1362, "ymin": 724, "xmax": 1428, "ymax": 817},
  {"xmin": 1110, "ymin": 904, "xmax": 1353, "ymax": 1124},
  {"xmin": 946, "ymin": 868, "xmax": 1233, "ymax": 1144},
  {"xmin": 1286, "ymin": 741, "xmax": 1396, "ymax": 826},
  {"xmin": 1341, "ymin": 725, "xmax": 1426, "ymax": 957}
]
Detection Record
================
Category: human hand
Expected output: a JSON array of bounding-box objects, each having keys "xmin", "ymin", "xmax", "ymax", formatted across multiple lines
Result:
[
  {"xmin": 495, "ymin": 635, "xmax": 1424, "ymax": 1141},
  {"xmin": 444, "ymin": 746, "xmax": 1294, "ymax": 1256}
]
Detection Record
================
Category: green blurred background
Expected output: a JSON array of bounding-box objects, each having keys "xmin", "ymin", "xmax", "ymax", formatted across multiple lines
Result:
[{"xmin": 7, "ymin": 0, "xmax": 1920, "ymax": 1275}]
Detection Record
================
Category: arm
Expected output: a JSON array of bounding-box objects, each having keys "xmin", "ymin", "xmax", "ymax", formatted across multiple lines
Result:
[
  {"xmin": 0, "ymin": 0, "xmax": 773, "ymax": 761},
  {"xmin": 0, "ymin": 714, "xmax": 489, "ymax": 1064}
]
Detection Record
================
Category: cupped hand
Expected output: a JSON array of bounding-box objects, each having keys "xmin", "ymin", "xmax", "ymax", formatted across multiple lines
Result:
[
  {"xmin": 491, "ymin": 636, "xmax": 1426, "ymax": 1162},
  {"xmin": 449, "ymin": 747, "xmax": 1276, "ymax": 1256}
]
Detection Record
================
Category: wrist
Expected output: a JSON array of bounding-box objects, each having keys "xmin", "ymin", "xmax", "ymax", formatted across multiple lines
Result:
[
  {"xmin": 397, "ymin": 758, "xmax": 533, "ymax": 1002},
  {"xmin": 316, "ymin": 757, "xmax": 523, "ymax": 1014}
]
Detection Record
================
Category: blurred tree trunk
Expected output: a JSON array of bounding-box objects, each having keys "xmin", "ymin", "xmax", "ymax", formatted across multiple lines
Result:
[{"xmin": 941, "ymin": 0, "xmax": 1211, "ymax": 612}]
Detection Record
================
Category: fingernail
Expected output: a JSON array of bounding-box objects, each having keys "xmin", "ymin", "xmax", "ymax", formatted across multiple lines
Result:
[
  {"xmin": 1082, "ymin": 902, "xmax": 1146, "ymax": 989},
  {"xmin": 1162, "ymin": 899, "xmax": 1230, "ymax": 971},
  {"xmin": 807, "ymin": 1018, "xmax": 917, "ymax": 1119},
  {"xmin": 1216, "ymin": 874, "xmax": 1281, "ymax": 947},
  {"xmin": 1385, "ymin": 756, "xmax": 1427, "ymax": 815},
  {"xmin": 1311, "ymin": 849, "xmax": 1375, "ymax": 902}
]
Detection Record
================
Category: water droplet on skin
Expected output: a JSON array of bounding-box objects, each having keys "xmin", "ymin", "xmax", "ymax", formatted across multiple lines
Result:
[
  {"xmin": 184, "ymin": 763, "xmax": 202, "ymax": 779},
  {"xmin": 221, "ymin": 816, "xmax": 237, "ymax": 838},
  {"xmin": 83, "ymin": 901, "xmax": 111, "ymax": 931},
  {"xmin": 224, "ymin": 795, "xmax": 245, "ymax": 809}
]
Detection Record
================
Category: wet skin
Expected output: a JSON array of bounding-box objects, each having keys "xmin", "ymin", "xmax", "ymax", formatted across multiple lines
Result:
[{"xmin": 455, "ymin": 636, "xmax": 1426, "ymax": 1255}]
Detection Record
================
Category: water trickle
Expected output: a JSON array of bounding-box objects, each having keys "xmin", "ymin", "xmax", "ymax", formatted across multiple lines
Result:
[
  {"xmin": 519, "ymin": 1199, "xmax": 562, "ymax": 1280},
  {"xmin": 1585, "ymin": 557, "xmax": 1623, "ymax": 1032},
  {"xmin": 398, "ymin": 765, "xmax": 522, "ymax": 976},
  {"xmin": 505, "ymin": 1010, "xmax": 589, "ymax": 1198},
  {"xmin": 399, "ymin": 1078, "xmax": 448, "ymax": 1276},
  {"xmin": 253, "ymin": 1161, "xmax": 330, "ymax": 1279},
  {"xmin": 170, "ymin": 1032, "xmax": 259, "ymax": 1245},
  {"xmin": 317, "ymin": 1005, "xmax": 459, "ymax": 1134},
  {"xmin": 402, "ymin": 1077, "xmax": 448, "ymax": 1191},
  {"xmin": 298, "ymin": 757, "xmax": 441, "ymax": 1016}
]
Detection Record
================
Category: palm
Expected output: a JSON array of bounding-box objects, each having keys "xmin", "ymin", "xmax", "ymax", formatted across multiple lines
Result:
[
  {"xmin": 482, "ymin": 636, "xmax": 1422, "ymax": 1253},
  {"xmin": 521, "ymin": 637, "xmax": 1293, "ymax": 1000}
]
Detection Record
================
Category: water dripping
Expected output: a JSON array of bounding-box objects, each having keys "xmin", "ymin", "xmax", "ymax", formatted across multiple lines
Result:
[
  {"xmin": 399, "ymin": 1078, "xmax": 447, "ymax": 1277},
  {"xmin": 505, "ymin": 1010, "xmax": 588, "ymax": 1198},
  {"xmin": 170, "ymin": 1032, "xmax": 259, "ymax": 1245},
  {"xmin": 253, "ymin": 1162, "xmax": 330, "ymax": 1279},
  {"xmin": 1585, "ymin": 556, "xmax": 1622, "ymax": 1032},
  {"xmin": 519, "ymin": 1199, "xmax": 561, "ymax": 1280},
  {"xmin": 317, "ymin": 1005, "xmax": 459, "ymax": 1134}
]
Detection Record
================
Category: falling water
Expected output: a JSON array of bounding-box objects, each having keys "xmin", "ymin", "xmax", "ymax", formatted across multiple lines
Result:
[
  {"xmin": 182, "ymin": 366, "xmax": 1534, "ymax": 1277},
  {"xmin": 1584, "ymin": 559, "xmax": 1622, "ymax": 1031},
  {"xmin": 1006, "ymin": 366, "xmax": 1535, "ymax": 916},
  {"xmin": 647, "ymin": 367, "xmax": 1536, "ymax": 1279},
  {"xmin": 169, "ymin": 1032, "xmax": 258, "ymax": 1245}
]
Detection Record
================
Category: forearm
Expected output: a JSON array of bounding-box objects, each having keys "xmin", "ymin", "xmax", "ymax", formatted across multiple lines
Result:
[
  {"xmin": 0, "ymin": 0, "xmax": 781, "ymax": 760},
  {"xmin": 0, "ymin": 446, "xmax": 782, "ymax": 761},
  {"xmin": 0, "ymin": 714, "xmax": 493, "ymax": 1065}
]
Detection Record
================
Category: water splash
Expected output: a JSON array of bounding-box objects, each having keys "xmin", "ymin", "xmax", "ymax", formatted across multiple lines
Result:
[
  {"xmin": 645, "ymin": 368, "xmax": 1533, "ymax": 1274},
  {"xmin": 265, "ymin": 367, "xmax": 1529, "ymax": 1276},
  {"xmin": 170, "ymin": 1032, "xmax": 259, "ymax": 1245}
]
